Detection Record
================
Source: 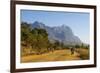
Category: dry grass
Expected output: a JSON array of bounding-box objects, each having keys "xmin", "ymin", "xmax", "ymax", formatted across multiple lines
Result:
[
  {"xmin": 75, "ymin": 48, "xmax": 89, "ymax": 60},
  {"xmin": 21, "ymin": 49, "xmax": 83, "ymax": 63}
]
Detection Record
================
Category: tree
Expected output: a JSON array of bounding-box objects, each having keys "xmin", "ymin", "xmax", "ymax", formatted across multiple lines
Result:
[
  {"xmin": 21, "ymin": 22, "xmax": 32, "ymax": 47},
  {"xmin": 52, "ymin": 40, "xmax": 60, "ymax": 50},
  {"xmin": 31, "ymin": 28, "xmax": 49, "ymax": 54},
  {"xmin": 75, "ymin": 44, "xmax": 80, "ymax": 48}
]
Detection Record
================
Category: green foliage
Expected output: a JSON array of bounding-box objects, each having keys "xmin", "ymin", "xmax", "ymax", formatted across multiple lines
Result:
[
  {"xmin": 21, "ymin": 22, "xmax": 50, "ymax": 55},
  {"xmin": 21, "ymin": 22, "xmax": 32, "ymax": 47},
  {"xmin": 31, "ymin": 28, "xmax": 49, "ymax": 52},
  {"xmin": 74, "ymin": 43, "xmax": 89, "ymax": 49},
  {"xmin": 75, "ymin": 44, "xmax": 80, "ymax": 48}
]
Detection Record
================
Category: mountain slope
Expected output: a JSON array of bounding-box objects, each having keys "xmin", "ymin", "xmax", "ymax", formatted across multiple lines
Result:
[{"xmin": 31, "ymin": 21, "xmax": 82, "ymax": 45}]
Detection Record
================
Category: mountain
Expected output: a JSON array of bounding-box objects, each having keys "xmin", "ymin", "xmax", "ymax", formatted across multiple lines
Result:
[{"xmin": 31, "ymin": 21, "xmax": 82, "ymax": 45}]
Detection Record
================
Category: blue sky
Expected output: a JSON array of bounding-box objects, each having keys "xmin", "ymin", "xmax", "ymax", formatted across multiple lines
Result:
[{"xmin": 21, "ymin": 10, "xmax": 90, "ymax": 44}]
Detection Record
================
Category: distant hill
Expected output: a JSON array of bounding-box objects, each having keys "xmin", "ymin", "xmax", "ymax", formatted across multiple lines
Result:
[{"xmin": 23, "ymin": 21, "xmax": 82, "ymax": 45}]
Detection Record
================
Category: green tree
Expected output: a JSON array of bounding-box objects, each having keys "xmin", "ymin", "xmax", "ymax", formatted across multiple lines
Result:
[
  {"xmin": 21, "ymin": 22, "xmax": 32, "ymax": 47},
  {"xmin": 31, "ymin": 28, "xmax": 49, "ymax": 53}
]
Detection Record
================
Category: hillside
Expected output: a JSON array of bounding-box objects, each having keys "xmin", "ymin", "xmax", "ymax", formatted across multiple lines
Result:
[{"xmin": 31, "ymin": 21, "xmax": 82, "ymax": 45}]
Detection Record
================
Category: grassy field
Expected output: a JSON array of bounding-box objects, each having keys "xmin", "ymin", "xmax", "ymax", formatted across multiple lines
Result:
[{"xmin": 21, "ymin": 48, "xmax": 89, "ymax": 63}]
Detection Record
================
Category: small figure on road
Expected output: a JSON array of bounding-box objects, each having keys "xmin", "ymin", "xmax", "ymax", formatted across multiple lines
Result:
[{"xmin": 70, "ymin": 47, "xmax": 75, "ymax": 55}]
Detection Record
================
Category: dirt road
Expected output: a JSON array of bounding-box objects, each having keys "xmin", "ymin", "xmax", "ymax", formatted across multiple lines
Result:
[{"xmin": 21, "ymin": 49, "xmax": 82, "ymax": 63}]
